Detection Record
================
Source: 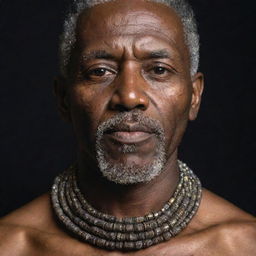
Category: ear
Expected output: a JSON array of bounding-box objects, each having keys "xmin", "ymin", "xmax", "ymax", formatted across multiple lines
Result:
[
  {"xmin": 53, "ymin": 76, "xmax": 71, "ymax": 122},
  {"xmin": 189, "ymin": 72, "xmax": 204, "ymax": 121}
]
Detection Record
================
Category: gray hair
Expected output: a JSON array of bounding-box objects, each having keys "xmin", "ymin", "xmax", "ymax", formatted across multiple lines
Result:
[{"xmin": 59, "ymin": 0, "xmax": 199, "ymax": 77}]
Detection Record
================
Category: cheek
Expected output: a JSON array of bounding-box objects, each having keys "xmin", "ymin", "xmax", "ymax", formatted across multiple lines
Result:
[
  {"xmin": 69, "ymin": 86, "xmax": 107, "ymax": 145},
  {"xmin": 156, "ymin": 84, "xmax": 191, "ymax": 146},
  {"xmin": 160, "ymin": 84, "xmax": 192, "ymax": 122}
]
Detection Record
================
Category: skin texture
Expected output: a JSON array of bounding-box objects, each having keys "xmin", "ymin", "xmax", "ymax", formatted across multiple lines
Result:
[{"xmin": 0, "ymin": 0, "xmax": 255, "ymax": 255}]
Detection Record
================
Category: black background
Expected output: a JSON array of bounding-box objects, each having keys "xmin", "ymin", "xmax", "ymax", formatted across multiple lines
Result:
[{"xmin": 0, "ymin": 0, "xmax": 255, "ymax": 217}]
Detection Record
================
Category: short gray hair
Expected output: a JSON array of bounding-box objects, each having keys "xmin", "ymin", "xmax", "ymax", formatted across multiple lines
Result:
[{"xmin": 59, "ymin": 0, "xmax": 199, "ymax": 77}]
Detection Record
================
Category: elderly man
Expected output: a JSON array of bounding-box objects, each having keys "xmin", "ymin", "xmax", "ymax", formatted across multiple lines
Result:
[{"xmin": 0, "ymin": 0, "xmax": 255, "ymax": 255}]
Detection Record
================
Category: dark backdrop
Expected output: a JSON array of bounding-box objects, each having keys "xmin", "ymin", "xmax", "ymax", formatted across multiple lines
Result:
[{"xmin": 0, "ymin": 0, "xmax": 255, "ymax": 217}]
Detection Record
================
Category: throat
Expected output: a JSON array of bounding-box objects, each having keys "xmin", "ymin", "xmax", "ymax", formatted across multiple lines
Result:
[{"xmin": 77, "ymin": 157, "xmax": 180, "ymax": 218}]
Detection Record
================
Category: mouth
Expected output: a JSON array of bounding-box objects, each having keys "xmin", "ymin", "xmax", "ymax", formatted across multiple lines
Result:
[
  {"xmin": 103, "ymin": 124, "xmax": 155, "ymax": 145},
  {"xmin": 105, "ymin": 131, "xmax": 154, "ymax": 144}
]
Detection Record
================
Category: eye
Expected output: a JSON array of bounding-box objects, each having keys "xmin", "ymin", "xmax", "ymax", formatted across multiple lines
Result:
[
  {"xmin": 88, "ymin": 68, "xmax": 110, "ymax": 77},
  {"xmin": 152, "ymin": 66, "xmax": 169, "ymax": 75},
  {"xmin": 146, "ymin": 64, "xmax": 173, "ymax": 79},
  {"xmin": 143, "ymin": 62, "xmax": 176, "ymax": 82},
  {"xmin": 82, "ymin": 66, "xmax": 116, "ymax": 82}
]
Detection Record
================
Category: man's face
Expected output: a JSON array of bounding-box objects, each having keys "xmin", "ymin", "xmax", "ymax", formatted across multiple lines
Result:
[{"xmin": 58, "ymin": 0, "xmax": 203, "ymax": 184}]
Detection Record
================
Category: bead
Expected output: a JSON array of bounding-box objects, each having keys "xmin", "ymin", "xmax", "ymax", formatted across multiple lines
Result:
[
  {"xmin": 144, "ymin": 239, "xmax": 153, "ymax": 248},
  {"xmin": 146, "ymin": 213, "xmax": 154, "ymax": 220},
  {"xmin": 113, "ymin": 223, "xmax": 122, "ymax": 232},
  {"xmin": 125, "ymin": 224, "xmax": 134, "ymax": 232},
  {"xmin": 116, "ymin": 242, "xmax": 123, "ymax": 250},
  {"xmin": 152, "ymin": 236, "xmax": 164, "ymax": 244},
  {"xmin": 154, "ymin": 227, "xmax": 162, "ymax": 236},
  {"xmin": 108, "ymin": 232, "xmax": 117, "ymax": 241},
  {"xmin": 143, "ymin": 222, "xmax": 152, "ymax": 230},
  {"xmin": 124, "ymin": 241, "xmax": 134, "ymax": 250},
  {"xmin": 96, "ymin": 238, "xmax": 106, "ymax": 248},
  {"xmin": 116, "ymin": 232, "xmax": 125, "ymax": 241},
  {"xmin": 108, "ymin": 241, "xmax": 115, "ymax": 250},
  {"xmin": 128, "ymin": 233, "xmax": 138, "ymax": 241},
  {"xmin": 149, "ymin": 221, "xmax": 158, "ymax": 229},
  {"xmin": 162, "ymin": 223, "xmax": 170, "ymax": 232},
  {"xmin": 145, "ymin": 230, "xmax": 155, "ymax": 239},
  {"xmin": 135, "ymin": 241, "xmax": 143, "ymax": 250},
  {"xmin": 134, "ymin": 216, "xmax": 144, "ymax": 223},
  {"xmin": 134, "ymin": 223, "xmax": 144, "ymax": 232}
]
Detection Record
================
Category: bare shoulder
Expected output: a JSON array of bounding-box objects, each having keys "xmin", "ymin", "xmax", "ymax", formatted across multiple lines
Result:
[
  {"xmin": 155, "ymin": 189, "xmax": 256, "ymax": 256},
  {"xmin": 0, "ymin": 194, "xmax": 55, "ymax": 230},
  {"xmin": 0, "ymin": 193, "xmax": 67, "ymax": 256},
  {"xmin": 0, "ymin": 222, "xmax": 30, "ymax": 256},
  {"xmin": 195, "ymin": 189, "xmax": 256, "ymax": 238},
  {"xmin": 174, "ymin": 189, "xmax": 256, "ymax": 255},
  {"xmin": 196, "ymin": 189, "xmax": 255, "ymax": 225}
]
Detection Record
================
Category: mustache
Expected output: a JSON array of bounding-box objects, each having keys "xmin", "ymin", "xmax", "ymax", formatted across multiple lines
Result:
[{"xmin": 96, "ymin": 110, "xmax": 165, "ymax": 137}]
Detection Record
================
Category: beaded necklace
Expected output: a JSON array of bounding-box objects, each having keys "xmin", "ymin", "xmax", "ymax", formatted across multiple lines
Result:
[{"xmin": 51, "ymin": 161, "xmax": 202, "ymax": 251}]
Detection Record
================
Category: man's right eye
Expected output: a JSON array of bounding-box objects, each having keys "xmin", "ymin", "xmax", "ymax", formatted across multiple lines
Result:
[
  {"xmin": 83, "ymin": 67, "xmax": 117, "ymax": 81},
  {"xmin": 88, "ymin": 68, "xmax": 108, "ymax": 77}
]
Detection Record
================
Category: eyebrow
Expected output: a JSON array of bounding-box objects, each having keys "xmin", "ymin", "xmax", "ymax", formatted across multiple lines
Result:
[
  {"xmin": 82, "ymin": 50, "xmax": 116, "ymax": 61},
  {"xmin": 81, "ymin": 49, "xmax": 173, "ymax": 62},
  {"xmin": 147, "ymin": 50, "xmax": 172, "ymax": 59}
]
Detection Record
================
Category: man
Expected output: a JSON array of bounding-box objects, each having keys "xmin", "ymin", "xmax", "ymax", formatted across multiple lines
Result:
[{"xmin": 0, "ymin": 0, "xmax": 255, "ymax": 255}]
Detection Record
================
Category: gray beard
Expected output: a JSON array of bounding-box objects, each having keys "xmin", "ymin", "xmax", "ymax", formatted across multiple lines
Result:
[{"xmin": 95, "ymin": 110, "xmax": 166, "ymax": 185}]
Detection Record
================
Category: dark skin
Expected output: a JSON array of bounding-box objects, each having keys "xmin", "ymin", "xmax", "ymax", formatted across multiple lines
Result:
[
  {"xmin": 63, "ymin": 0, "xmax": 199, "ymax": 217},
  {"xmin": 0, "ymin": 1, "xmax": 256, "ymax": 255}
]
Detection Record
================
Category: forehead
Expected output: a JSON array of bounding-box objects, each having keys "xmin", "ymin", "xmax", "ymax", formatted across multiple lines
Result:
[{"xmin": 76, "ymin": 0, "xmax": 188, "ymax": 60}]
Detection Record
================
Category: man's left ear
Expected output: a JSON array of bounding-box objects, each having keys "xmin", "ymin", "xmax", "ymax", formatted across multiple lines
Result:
[{"xmin": 189, "ymin": 72, "xmax": 204, "ymax": 121}]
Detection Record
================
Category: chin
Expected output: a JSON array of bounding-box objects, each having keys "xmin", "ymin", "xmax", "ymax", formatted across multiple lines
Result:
[{"xmin": 96, "ymin": 150, "xmax": 167, "ymax": 185}]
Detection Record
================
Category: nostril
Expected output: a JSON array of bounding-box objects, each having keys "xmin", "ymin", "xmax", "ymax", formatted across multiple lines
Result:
[
  {"xmin": 137, "ymin": 104, "xmax": 147, "ymax": 111},
  {"xmin": 113, "ymin": 103, "xmax": 146, "ymax": 112},
  {"xmin": 115, "ymin": 104, "xmax": 130, "ymax": 112}
]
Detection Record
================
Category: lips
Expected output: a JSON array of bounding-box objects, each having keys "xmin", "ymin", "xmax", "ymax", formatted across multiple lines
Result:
[
  {"xmin": 104, "ymin": 123, "xmax": 155, "ymax": 144},
  {"xmin": 106, "ymin": 131, "xmax": 153, "ymax": 144}
]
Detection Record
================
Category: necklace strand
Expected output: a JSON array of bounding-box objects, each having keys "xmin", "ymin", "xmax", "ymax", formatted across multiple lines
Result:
[{"xmin": 51, "ymin": 161, "xmax": 202, "ymax": 251}]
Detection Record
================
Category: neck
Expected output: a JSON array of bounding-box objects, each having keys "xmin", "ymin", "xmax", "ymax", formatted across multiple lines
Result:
[{"xmin": 77, "ymin": 151, "xmax": 179, "ymax": 218}]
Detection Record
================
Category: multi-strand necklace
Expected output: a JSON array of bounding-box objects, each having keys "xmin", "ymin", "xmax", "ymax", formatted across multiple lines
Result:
[{"xmin": 51, "ymin": 161, "xmax": 202, "ymax": 251}]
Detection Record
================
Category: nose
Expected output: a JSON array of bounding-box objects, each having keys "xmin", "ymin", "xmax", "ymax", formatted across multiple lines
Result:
[{"xmin": 109, "ymin": 64, "xmax": 149, "ymax": 112}]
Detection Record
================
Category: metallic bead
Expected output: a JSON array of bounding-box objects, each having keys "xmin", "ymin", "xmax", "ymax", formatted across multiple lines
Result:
[
  {"xmin": 134, "ymin": 216, "xmax": 144, "ymax": 223},
  {"xmin": 125, "ymin": 224, "xmax": 134, "ymax": 232},
  {"xmin": 124, "ymin": 241, "xmax": 134, "ymax": 250},
  {"xmin": 149, "ymin": 221, "xmax": 158, "ymax": 229},
  {"xmin": 128, "ymin": 233, "xmax": 138, "ymax": 241},
  {"xmin": 135, "ymin": 241, "xmax": 143, "ymax": 250},
  {"xmin": 145, "ymin": 213, "xmax": 154, "ymax": 220},
  {"xmin": 145, "ymin": 230, "xmax": 155, "ymax": 239},
  {"xmin": 163, "ymin": 231, "xmax": 173, "ymax": 240},
  {"xmin": 162, "ymin": 223, "xmax": 170, "ymax": 232},
  {"xmin": 115, "ymin": 242, "xmax": 123, "ymax": 250},
  {"xmin": 154, "ymin": 227, "xmax": 162, "ymax": 236},
  {"xmin": 144, "ymin": 239, "xmax": 153, "ymax": 248},
  {"xmin": 108, "ymin": 232, "xmax": 117, "ymax": 241},
  {"xmin": 96, "ymin": 238, "xmax": 106, "ymax": 248},
  {"xmin": 134, "ymin": 223, "xmax": 144, "ymax": 232}
]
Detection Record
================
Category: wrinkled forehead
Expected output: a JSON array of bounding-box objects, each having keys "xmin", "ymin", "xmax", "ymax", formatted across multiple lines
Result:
[{"xmin": 75, "ymin": 0, "xmax": 187, "ymax": 52}]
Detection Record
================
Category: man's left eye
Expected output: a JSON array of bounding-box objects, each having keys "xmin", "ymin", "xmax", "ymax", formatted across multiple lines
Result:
[{"xmin": 152, "ymin": 66, "xmax": 168, "ymax": 75}]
